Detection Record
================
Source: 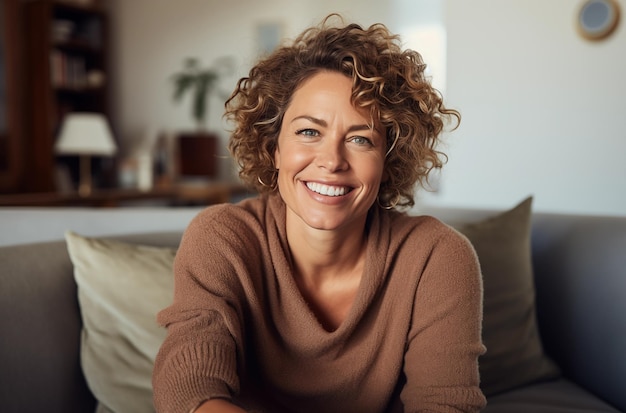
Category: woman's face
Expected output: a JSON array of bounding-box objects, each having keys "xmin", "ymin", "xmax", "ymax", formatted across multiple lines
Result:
[{"xmin": 274, "ymin": 70, "xmax": 386, "ymax": 233}]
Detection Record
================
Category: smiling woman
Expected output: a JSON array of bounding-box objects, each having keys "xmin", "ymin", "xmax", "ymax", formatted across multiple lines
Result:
[{"xmin": 152, "ymin": 14, "xmax": 484, "ymax": 413}]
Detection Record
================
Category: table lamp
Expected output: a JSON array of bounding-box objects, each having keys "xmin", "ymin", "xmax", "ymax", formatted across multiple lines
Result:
[{"xmin": 55, "ymin": 113, "xmax": 117, "ymax": 197}]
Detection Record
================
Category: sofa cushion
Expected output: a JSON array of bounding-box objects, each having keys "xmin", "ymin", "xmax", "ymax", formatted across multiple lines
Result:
[
  {"xmin": 457, "ymin": 197, "xmax": 560, "ymax": 396},
  {"xmin": 65, "ymin": 231, "xmax": 177, "ymax": 413},
  {"xmin": 483, "ymin": 379, "xmax": 621, "ymax": 412}
]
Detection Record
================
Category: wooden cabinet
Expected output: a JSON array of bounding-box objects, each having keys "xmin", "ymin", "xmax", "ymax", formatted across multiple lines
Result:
[
  {"xmin": 22, "ymin": 0, "xmax": 110, "ymax": 192},
  {"xmin": 0, "ymin": 0, "xmax": 23, "ymax": 193}
]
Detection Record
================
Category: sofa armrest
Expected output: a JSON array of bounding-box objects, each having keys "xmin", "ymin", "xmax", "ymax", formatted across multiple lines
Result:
[
  {"xmin": 0, "ymin": 232, "xmax": 182, "ymax": 413},
  {"xmin": 531, "ymin": 214, "xmax": 626, "ymax": 412},
  {"xmin": 0, "ymin": 240, "xmax": 96, "ymax": 413}
]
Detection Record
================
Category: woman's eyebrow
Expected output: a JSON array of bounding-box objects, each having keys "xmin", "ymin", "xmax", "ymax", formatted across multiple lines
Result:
[
  {"xmin": 291, "ymin": 115, "xmax": 373, "ymax": 133},
  {"xmin": 291, "ymin": 115, "xmax": 327, "ymax": 127}
]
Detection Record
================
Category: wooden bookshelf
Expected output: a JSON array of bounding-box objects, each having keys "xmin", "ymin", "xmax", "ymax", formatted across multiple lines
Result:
[
  {"xmin": 22, "ymin": 0, "xmax": 110, "ymax": 192},
  {"xmin": 0, "ymin": 0, "xmax": 23, "ymax": 193}
]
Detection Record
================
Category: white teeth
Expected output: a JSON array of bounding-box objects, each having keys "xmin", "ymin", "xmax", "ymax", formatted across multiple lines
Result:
[{"xmin": 306, "ymin": 182, "xmax": 349, "ymax": 196}]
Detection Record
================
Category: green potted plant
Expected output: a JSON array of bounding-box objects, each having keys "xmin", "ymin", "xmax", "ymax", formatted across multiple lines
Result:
[
  {"xmin": 171, "ymin": 56, "xmax": 233, "ymax": 131},
  {"xmin": 170, "ymin": 56, "xmax": 234, "ymax": 180}
]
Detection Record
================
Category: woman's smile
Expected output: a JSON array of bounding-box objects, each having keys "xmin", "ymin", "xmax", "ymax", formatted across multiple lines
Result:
[{"xmin": 305, "ymin": 181, "xmax": 353, "ymax": 197}]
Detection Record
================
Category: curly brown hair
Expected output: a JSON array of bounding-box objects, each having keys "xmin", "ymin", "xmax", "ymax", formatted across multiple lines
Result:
[{"xmin": 225, "ymin": 14, "xmax": 460, "ymax": 209}]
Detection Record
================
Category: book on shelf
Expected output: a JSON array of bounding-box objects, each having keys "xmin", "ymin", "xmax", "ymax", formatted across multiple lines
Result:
[{"xmin": 50, "ymin": 50, "xmax": 90, "ymax": 89}]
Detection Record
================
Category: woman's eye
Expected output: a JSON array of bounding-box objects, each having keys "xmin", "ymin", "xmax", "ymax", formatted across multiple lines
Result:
[
  {"xmin": 296, "ymin": 128, "xmax": 319, "ymax": 137},
  {"xmin": 350, "ymin": 136, "xmax": 372, "ymax": 146}
]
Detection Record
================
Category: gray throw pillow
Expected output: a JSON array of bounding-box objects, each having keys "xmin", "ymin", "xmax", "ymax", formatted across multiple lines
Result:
[{"xmin": 458, "ymin": 197, "xmax": 560, "ymax": 396}]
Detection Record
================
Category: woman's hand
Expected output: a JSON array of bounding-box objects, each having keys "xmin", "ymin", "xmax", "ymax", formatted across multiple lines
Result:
[{"xmin": 193, "ymin": 398, "xmax": 248, "ymax": 413}]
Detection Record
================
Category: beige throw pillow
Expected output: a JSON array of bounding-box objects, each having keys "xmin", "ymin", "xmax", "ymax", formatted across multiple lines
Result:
[
  {"xmin": 65, "ymin": 231, "xmax": 176, "ymax": 413},
  {"xmin": 457, "ymin": 197, "xmax": 560, "ymax": 396}
]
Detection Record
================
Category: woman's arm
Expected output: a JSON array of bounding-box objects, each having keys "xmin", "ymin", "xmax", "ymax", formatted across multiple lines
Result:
[
  {"xmin": 401, "ymin": 229, "xmax": 487, "ymax": 412},
  {"xmin": 193, "ymin": 399, "xmax": 248, "ymax": 413},
  {"xmin": 153, "ymin": 206, "xmax": 256, "ymax": 413}
]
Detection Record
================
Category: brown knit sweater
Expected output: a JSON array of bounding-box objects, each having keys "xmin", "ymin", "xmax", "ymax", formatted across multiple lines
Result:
[{"xmin": 153, "ymin": 194, "xmax": 486, "ymax": 413}]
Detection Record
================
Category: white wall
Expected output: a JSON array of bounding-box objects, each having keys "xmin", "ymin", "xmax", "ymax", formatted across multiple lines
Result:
[
  {"xmin": 109, "ymin": 0, "xmax": 626, "ymax": 216},
  {"xmin": 428, "ymin": 0, "xmax": 626, "ymax": 216}
]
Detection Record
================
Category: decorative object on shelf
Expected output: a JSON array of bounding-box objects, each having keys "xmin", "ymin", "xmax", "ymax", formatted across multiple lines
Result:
[
  {"xmin": 55, "ymin": 113, "xmax": 117, "ymax": 197},
  {"xmin": 52, "ymin": 19, "xmax": 75, "ymax": 42},
  {"xmin": 171, "ymin": 56, "xmax": 234, "ymax": 130},
  {"xmin": 577, "ymin": 0, "xmax": 621, "ymax": 41},
  {"xmin": 176, "ymin": 133, "xmax": 219, "ymax": 180},
  {"xmin": 86, "ymin": 69, "xmax": 106, "ymax": 88}
]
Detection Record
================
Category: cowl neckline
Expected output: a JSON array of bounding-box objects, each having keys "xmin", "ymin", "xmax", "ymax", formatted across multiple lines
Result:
[{"xmin": 261, "ymin": 194, "xmax": 393, "ymax": 355}]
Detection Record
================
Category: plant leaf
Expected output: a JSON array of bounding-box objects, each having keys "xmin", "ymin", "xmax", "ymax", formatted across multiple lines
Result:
[
  {"xmin": 184, "ymin": 57, "xmax": 199, "ymax": 71},
  {"xmin": 193, "ymin": 74, "xmax": 209, "ymax": 128},
  {"xmin": 172, "ymin": 74, "xmax": 194, "ymax": 101},
  {"xmin": 170, "ymin": 56, "xmax": 235, "ymax": 129}
]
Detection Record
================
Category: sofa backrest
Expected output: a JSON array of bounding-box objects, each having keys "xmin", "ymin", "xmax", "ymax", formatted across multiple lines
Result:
[
  {"xmin": 531, "ymin": 213, "xmax": 626, "ymax": 412},
  {"xmin": 0, "ymin": 232, "xmax": 182, "ymax": 413},
  {"xmin": 0, "ymin": 206, "xmax": 202, "ymax": 247}
]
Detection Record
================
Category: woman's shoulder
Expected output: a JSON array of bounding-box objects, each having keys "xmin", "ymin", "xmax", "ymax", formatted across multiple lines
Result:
[
  {"xmin": 191, "ymin": 195, "xmax": 267, "ymax": 227},
  {"xmin": 391, "ymin": 211, "xmax": 458, "ymax": 236},
  {"xmin": 388, "ymin": 212, "xmax": 480, "ymax": 285},
  {"xmin": 182, "ymin": 195, "xmax": 271, "ymax": 245},
  {"xmin": 389, "ymin": 212, "xmax": 474, "ymax": 253}
]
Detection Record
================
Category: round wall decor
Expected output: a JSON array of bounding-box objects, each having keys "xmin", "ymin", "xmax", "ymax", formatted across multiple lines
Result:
[{"xmin": 577, "ymin": 0, "xmax": 621, "ymax": 41}]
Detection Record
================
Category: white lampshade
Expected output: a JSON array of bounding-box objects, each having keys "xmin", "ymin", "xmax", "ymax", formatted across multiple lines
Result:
[{"xmin": 55, "ymin": 113, "xmax": 117, "ymax": 156}]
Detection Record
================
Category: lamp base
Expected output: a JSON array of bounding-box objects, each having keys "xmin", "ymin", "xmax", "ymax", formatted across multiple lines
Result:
[{"xmin": 78, "ymin": 155, "xmax": 93, "ymax": 197}]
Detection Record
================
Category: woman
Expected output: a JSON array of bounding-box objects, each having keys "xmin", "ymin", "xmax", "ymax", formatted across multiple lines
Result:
[{"xmin": 153, "ymin": 15, "xmax": 486, "ymax": 413}]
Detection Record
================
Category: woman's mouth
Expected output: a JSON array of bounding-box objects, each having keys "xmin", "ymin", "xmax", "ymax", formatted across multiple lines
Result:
[{"xmin": 306, "ymin": 182, "xmax": 352, "ymax": 197}]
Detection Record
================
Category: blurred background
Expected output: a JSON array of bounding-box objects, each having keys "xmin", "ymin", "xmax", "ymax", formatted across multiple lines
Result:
[{"xmin": 1, "ymin": 0, "xmax": 624, "ymax": 215}]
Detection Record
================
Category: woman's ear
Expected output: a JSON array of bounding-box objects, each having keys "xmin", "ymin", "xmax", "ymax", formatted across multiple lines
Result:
[{"xmin": 273, "ymin": 144, "xmax": 281, "ymax": 169}]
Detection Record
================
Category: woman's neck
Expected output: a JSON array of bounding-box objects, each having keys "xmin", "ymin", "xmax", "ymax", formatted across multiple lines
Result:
[
  {"xmin": 285, "ymin": 210, "xmax": 368, "ymax": 285},
  {"xmin": 283, "ymin": 207, "xmax": 372, "ymax": 331}
]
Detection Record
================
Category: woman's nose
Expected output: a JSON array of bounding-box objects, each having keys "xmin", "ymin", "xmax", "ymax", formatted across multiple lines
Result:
[{"xmin": 315, "ymin": 139, "xmax": 349, "ymax": 172}]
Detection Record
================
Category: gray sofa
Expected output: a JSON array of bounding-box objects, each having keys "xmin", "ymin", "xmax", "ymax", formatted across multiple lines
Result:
[{"xmin": 0, "ymin": 203, "xmax": 624, "ymax": 413}]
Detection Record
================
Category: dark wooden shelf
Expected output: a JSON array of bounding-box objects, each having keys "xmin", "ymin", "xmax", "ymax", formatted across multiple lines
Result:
[
  {"xmin": 54, "ymin": 39, "xmax": 102, "ymax": 52},
  {"xmin": 0, "ymin": 183, "xmax": 252, "ymax": 207},
  {"xmin": 53, "ymin": 1, "xmax": 106, "ymax": 16},
  {"xmin": 55, "ymin": 85, "xmax": 105, "ymax": 94}
]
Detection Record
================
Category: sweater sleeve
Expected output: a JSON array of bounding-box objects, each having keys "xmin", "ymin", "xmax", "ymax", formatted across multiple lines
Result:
[
  {"xmin": 152, "ymin": 206, "xmax": 258, "ymax": 413},
  {"xmin": 400, "ymin": 226, "xmax": 487, "ymax": 412}
]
